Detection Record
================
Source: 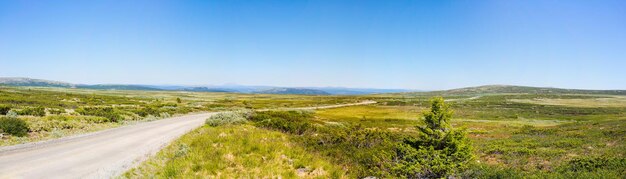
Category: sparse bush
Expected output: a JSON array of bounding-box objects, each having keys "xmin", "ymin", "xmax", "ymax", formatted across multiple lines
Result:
[
  {"xmin": 0, "ymin": 105, "xmax": 10, "ymax": 115},
  {"xmin": 28, "ymin": 115, "xmax": 110, "ymax": 132},
  {"xmin": 559, "ymin": 156, "xmax": 626, "ymax": 172},
  {"xmin": 76, "ymin": 107, "xmax": 123, "ymax": 122},
  {"xmin": 205, "ymin": 111, "xmax": 249, "ymax": 127},
  {"xmin": 250, "ymin": 110, "xmax": 314, "ymax": 135},
  {"xmin": 17, "ymin": 107, "xmax": 46, "ymax": 117},
  {"xmin": 0, "ymin": 116, "xmax": 29, "ymax": 137},
  {"xmin": 47, "ymin": 108, "xmax": 64, "ymax": 115}
]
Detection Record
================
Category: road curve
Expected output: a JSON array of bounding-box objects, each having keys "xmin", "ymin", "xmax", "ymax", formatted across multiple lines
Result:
[{"xmin": 0, "ymin": 101, "xmax": 375, "ymax": 179}]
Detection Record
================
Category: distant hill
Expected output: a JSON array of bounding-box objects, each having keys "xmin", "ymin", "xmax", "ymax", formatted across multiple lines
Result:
[
  {"xmin": 307, "ymin": 87, "xmax": 412, "ymax": 95},
  {"xmin": 424, "ymin": 85, "xmax": 626, "ymax": 96},
  {"xmin": 0, "ymin": 77, "xmax": 411, "ymax": 95},
  {"xmin": 75, "ymin": 84, "xmax": 161, "ymax": 91},
  {"xmin": 179, "ymin": 87, "xmax": 235, "ymax": 92},
  {"xmin": 255, "ymin": 88, "xmax": 331, "ymax": 95},
  {"xmin": 0, "ymin": 77, "xmax": 73, "ymax": 88}
]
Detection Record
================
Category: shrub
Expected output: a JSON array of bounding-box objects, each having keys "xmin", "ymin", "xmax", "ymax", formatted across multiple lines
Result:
[
  {"xmin": 133, "ymin": 107, "xmax": 159, "ymax": 117},
  {"xmin": 0, "ymin": 117, "xmax": 29, "ymax": 137},
  {"xmin": 27, "ymin": 115, "xmax": 109, "ymax": 132},
  {"xmin": 205, "ymin": 111, "xmax": 249, "ymax": 127},
  {"xmin": 76, "ymin": 107, "xmax": 123, "ymax": 122},
  {"xmin": 48, "ymin": 108, "xmax": 65, "ymax": 115},
  {"xmin": 17, "ymin": 107, "xmax": 46, "ymax": 117},
  {"xmin": 250, "ymin": 110, "xmax": 314, "ymax": 135},
  {"xmin": 0, "ymin": 105, "xmax": 10, "ymax": 115},
  {"xmin": 6, "ymin": 110, "xmax": 18, "ymax": 118},
  {"xmin": 559, "ymin": 156, "xmax": 626, "ymax": 172}
]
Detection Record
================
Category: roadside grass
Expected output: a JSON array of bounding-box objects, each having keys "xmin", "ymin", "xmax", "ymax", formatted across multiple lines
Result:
[
  {"xmin": 124, "ymin": 125, "xmax": 346, "ymax": 178},
  {"xmin": 1, "ymin": 115, "xmax": 121, "ymax": 146},
  {"xmin": 0, "ymin": 86, "xmax": 363, "ymax": 146}
]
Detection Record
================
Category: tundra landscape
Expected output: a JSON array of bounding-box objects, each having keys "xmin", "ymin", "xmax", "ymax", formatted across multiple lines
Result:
[
  {"xmin": 1, "ymin": 0, "xmax": 625, "ymax": 178},
  {"xmin": 0, "ymin": 79, "xmax": 624, "ymax": 178}
]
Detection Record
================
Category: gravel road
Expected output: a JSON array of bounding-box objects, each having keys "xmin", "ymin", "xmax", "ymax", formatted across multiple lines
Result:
[{"xmin": 0, "ymin": 101, "xmax": 375, "ymax": 179}]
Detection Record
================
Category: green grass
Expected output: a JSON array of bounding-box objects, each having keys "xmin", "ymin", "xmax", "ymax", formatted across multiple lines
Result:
[
  {"xmin": 315, "ymin": 105, "xmax": 423, "ymax": 129},
  {"xmin": 0, "ymin": 86, "xmax": 365, "ymax": 146},
  {"xmin": 312, "ymin": 95, "xmax": 626, "ymax": 177},
  {"xmin": 124, "ymin": 125, "xmax": 346, "ymax": 178},
  {"xmin": 3, "ymin": 86, "xmax": 625, "ymax": 177}
]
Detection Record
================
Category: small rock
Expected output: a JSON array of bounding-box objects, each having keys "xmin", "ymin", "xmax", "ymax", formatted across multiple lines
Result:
[
  {"xmin": 296, "ymin": 168, "xmax": 309, "ymax": 176},
  {"xmin": 218, "ymin": 132, "xmax": 227, "ymax": 137}
]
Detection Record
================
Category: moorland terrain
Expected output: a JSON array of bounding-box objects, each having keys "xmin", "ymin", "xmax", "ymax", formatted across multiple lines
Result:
[{"xmin": 0, "ymin": 81, "xmax": 624, "ymax": 178}]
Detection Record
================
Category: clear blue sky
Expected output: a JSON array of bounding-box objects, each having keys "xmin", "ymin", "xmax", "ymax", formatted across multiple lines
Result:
[{"xmin": 1, "ymin": 0, "xmax": 625, "ymax": 90}]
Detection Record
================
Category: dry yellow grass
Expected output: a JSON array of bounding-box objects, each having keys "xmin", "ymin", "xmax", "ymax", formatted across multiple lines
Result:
[{"xmin": 509, "ymin": 96, "xmax": 626, "ymax": 108}]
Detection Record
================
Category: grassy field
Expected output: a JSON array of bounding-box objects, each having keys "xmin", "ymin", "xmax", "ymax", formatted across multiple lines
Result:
[
  {"xmin": 124, "ymin": 124, "xmax": 346, "ymax": 178},
  {"xmin": 0, "ymin": 86, "xmax": 362, "ymax": 146},
  {"xmin": 126, "ymin": 92, "xmax": 626, "ymax": 178},
  {"xmin": 315, "ymin": 93, "xmax": 626, "ymax": 177},
  {"xmin": 2, "ymin": 86, "xmax": 625, "ymax": 177},
  {"xmin": 314, "ymin": 104, "xmax": 625, "ymax": 177}
]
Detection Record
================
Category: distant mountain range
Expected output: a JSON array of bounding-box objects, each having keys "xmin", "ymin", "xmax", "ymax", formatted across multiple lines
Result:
[
  {"xmin": 0, "ymin": 77, "xmax": 73, "ymax": 88},
  {"xmin": 0, "ymin": 77, "xmax": 412, "ymax": 95},
  {"xmin": 6, "ymin": 77, "xmax": 621, "ymax": 96},
  {"xmin": 408, "ymin": 85, "xmax": 626, "ymax": 96},
  {"xmin": 255, "ymin": 88, "xmax": 330, "ymax": 95}
]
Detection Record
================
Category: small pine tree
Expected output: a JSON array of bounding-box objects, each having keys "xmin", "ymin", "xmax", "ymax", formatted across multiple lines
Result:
[{"xmin": 393, "ymin": 97, "xmax": 474, "ymax": 178}]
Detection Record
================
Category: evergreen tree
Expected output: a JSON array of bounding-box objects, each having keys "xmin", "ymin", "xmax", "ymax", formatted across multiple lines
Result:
[{"xmin": 393, "ymin": 97, "xmax": 474, "ymax": 178}]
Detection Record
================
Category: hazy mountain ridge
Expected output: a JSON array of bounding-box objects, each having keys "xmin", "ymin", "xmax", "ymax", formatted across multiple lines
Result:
[
  {"xmin": 254, "ymin": 88, "xmax": 331, "ymax": 95},
  {"xmin": 75, "ymin": 84, "xmax": 162, "ymax": 91},
  {"xmin": 179, "ymin": 87, "xmax": 236, "ymax": 93},
  {"xmin": 0, "ymin": 77, "xmax": 408, "ymax": 95},
  {"xmin": 423, "ymin": 85, "xmax": 626, "ymax": 95},
  {"xmin": 0, "ymin": 77, "xmax": 74, "ymax": 88},
  {"xmin": 3, "ymin": 78, "xmax": 625, "ymax": 95}
]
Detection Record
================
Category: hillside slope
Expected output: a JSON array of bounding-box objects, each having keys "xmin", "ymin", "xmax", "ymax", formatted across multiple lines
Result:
[
  {"xmin": 0, "ymin": 77, "xmax": 73, "ymax": 88},
  {"xmin": 432, "ymin": 85, "xmax": 626, "ymax": 95},
  {"xmin": 255, "ymin": 88, "xmax": 331, "ymax": 95}
]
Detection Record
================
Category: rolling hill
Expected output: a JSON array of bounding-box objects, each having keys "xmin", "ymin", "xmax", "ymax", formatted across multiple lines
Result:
[
  {"xmin": 0, "ymin": 77, "xmax": 411, "ymax": 95},
  {"xmin": 74, "ymin": 84, "xmax": 161, "ymax": 91},
  {"xmin": 255, "ymin": 88, "xmax": 331, "ymax": 95},
  {"xmin": 178, "ymin": 87, "xmax": 236, "ymax": 92},
  {"xmin": 423, "ymin": 85, "xmax": 626, "ymax": 96},
  {"xmin": 0, "ymin": 77, "xmax": 73, "ymax": 88}
]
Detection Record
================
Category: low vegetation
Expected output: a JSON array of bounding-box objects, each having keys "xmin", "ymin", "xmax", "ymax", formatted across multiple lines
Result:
[
  {"xmin": 205, "ymin": 111, "xmax": 250, "ymax": 127},
  {"xmin": 0, "ymin": 117, "xmax": 29, "ymax": 137},
  {"xmin": 0, "ymin": 86, "xmax": 359, "ymax": 146},
  {"xmin": 3, "ymin": 85, "xmax": 625, "ymax": 178},
  {"xmin": 129, "ymin": 97, "xmax": 477, "ymax": 178},
  {"xmin": 124, "ymin": 125, "xmax": 345, "ymax": 178}
]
